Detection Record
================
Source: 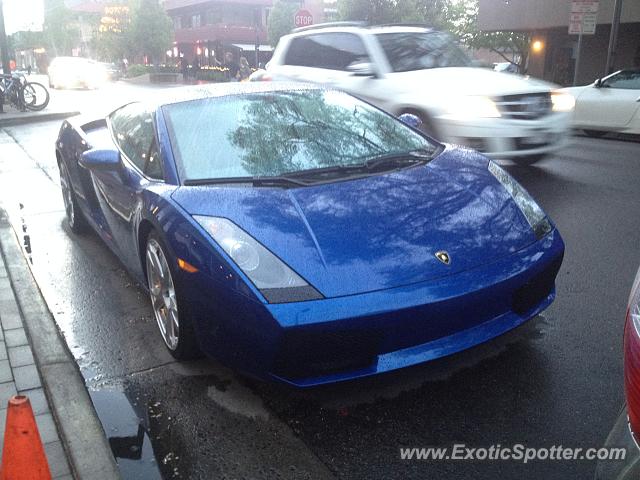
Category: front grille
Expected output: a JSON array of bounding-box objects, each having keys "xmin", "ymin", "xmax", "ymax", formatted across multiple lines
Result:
[
  {"xmin": 512, "ymin": 253, "xmax": 563, "ymax": 315},
  {"xmin": 273, "ymin": 329, "xmax": 380, "ymax": 380},
  {"xmin": 495, "ymin": 92, "xmax": 552, "ymax": 120}
]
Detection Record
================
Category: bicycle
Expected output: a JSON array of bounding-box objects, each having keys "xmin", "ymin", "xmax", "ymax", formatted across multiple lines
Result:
[{"xmin": 0, "ymin": 73, "xmax": 50, "ymax": 112}]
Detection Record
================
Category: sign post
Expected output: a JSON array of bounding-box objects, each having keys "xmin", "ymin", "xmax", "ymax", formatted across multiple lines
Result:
[{"xmin": 569, "ymin": 1, "xmax": 599, "ymax": 86}]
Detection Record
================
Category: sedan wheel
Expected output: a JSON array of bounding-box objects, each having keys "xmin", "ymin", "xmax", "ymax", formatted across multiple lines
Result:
[{"xmin": 145, "ymin": 233, "xmax": 200, "ymax": 359}]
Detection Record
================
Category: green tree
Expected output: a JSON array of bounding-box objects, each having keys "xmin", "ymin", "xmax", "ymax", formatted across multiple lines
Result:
[
  {"xmin": 43, "ymin": 0, "xmax": 80, "ymax": 56},
  {"xmin": 129, "ymin": 0, "xmax": 173, "ymax": 64},
  {"xmin": 338, "ymin": 0, "xmax": 400, "ymax": 23},
  {"xmin": 267, "ymin": 1, "xmax": 297, "ymax": 47},
  {"xmin": 444, "ymin": 0, "xmax": 530, "ymax": 72},
  {"xmin": 96, "ymin": 5, "xmax": 132, "ymax": 62}
]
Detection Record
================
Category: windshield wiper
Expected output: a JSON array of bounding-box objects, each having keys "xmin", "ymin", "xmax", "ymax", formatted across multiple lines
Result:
[
  {"xmin": 364, "ymin": 149, "xmax": 433, "ymax": 170},
  {"xmin": 183, "ymin": 176, "xmax": 308, "ymax": 187}
]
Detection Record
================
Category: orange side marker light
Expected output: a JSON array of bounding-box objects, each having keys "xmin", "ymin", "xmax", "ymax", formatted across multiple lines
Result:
[{"xmin": 177, "ymin": 258, "xmax": 198, "ymax": 273}]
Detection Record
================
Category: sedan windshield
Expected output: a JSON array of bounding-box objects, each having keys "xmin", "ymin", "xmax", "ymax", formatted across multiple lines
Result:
[
  {"xmin": 376, "ymin": 31, "xmax": 471, "ymax": 72},
  {"xmin": 163, "ymin": 90, "xmax": 437, "ymax": 183}
]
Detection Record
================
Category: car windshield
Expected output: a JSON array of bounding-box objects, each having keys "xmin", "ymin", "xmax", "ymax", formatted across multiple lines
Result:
[
  {"xmin": 376, "ymin": 31, "xmax": 471, "ymax": 72},
  {"xmin": 163, "ymin": 89, "xmax": 437, "ymax": 183}
]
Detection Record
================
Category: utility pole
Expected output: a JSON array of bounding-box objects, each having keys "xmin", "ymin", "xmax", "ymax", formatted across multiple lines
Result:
[
  {"xmin": 605, "ymin": 0, "xmax": 623, "ymax": 76},
  {"xmin": 0, "ymin": 0, "xmax": 11, "ymax": 75}
]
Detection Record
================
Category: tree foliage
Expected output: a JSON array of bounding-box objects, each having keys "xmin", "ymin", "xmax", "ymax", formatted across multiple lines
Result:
[
  {"xmin": 267, "ymin": 1, "xmax": 298, "ymax": 47},
  {"xmin": 129, "ymin": 0, "xmax": 173, "ymax": 64},
  {"xmin": 97, "ymin": 5, "xmax": 132, "ymax": 62},
  {"xmin": 43, "ymin": 0, "xmax": 80, "ymax": 56}
]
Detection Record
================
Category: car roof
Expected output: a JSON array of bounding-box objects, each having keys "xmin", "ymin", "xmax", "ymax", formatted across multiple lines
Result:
[
  {"xmin": 137, "ymin": 82, "xmax": 326, "ymax": 110},
  {"xmin": 288, "ymin": 24, "xmax": 432, "ymax": 37}
]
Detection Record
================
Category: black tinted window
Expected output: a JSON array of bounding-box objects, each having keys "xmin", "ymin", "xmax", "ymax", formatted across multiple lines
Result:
[
  {"xmin": 604, "ymin": 71, "xmax": 640, "ymax": 90},
  {"xmin": 284, "ymin": 33, "xmax": 369, "ymax": 70},
  {"xmin": 110, "ymin": 103, "xmax": 161, "ymax": 179}
]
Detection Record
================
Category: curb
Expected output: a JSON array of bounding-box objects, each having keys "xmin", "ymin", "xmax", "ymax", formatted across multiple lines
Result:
[
  {"xmin": 0, "ymin": 111, "xmax": 80, "ymax": 128},
  {"xmin": 0, "ymin": 209, "xmax": 120, "ymax": 480}
]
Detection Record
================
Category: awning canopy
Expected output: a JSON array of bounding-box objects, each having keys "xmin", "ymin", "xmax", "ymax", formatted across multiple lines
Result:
[{"xmin": 232, "ymin": 44, "xmax": 274, "ymax": 52}]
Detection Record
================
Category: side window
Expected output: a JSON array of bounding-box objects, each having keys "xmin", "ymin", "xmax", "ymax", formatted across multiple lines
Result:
[
  {"xmin": 145, "ymin": 139, "xmax": 163, "ymax": 180},
  {"xmin": 110, "ymin": 103, "xmax": 163, "ymax": 180},
  {"xmin": 284, "ymin": 33, "xmax": 369, "ymax": 70},
  {"xmin": 603, "ymin": 71, "xmax": 640, "ymax": 90}
]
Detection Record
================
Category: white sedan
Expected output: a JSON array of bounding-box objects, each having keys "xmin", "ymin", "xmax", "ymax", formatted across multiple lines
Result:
[{"xmin": 562, "ymin": 69, "xmax": 640, "ymax": 137}]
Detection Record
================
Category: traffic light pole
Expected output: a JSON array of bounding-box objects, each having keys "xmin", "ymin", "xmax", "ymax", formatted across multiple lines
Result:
[{"xmin": 0, "ymin": 0, "xmax": 11, "ymax": 75}]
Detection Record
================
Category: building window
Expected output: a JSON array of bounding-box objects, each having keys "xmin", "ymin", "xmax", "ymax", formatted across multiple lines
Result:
[
  {"xmin": 206, "ymin": 7, "xmax": 222, "ymax": 25},
  {"xmin": 173, "ymin": 16, "xmax": 181, "ymax": 29},
  {"xmin": 192, "ymin": 14, "xmax": 201, "ymax": 28}
]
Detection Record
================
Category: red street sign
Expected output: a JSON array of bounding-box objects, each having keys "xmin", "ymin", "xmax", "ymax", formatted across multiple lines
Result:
[{"xmin": 294, "ymin": 9, "xmax": 313, "ymax": 28}]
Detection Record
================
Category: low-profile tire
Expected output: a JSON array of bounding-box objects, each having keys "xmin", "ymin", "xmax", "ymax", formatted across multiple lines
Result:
[
  {"xmin": 513, "ymin": 153, "xmax": 547, "ymax": 166},
  {"xmin": 58, "ymin": 160, "xmax": 88, "ymax": 233},
  {"xmin": 584, "ymin": 129, "xmax": 607, "ymax": 138},
  {"xmin": 145, "ymin": 231, "xmax": 201, "ymax": 360}
]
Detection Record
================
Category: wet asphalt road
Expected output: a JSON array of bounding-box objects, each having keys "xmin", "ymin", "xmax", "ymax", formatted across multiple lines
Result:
[{"xmin": 1, "ymin": 83, "xmax": 639, "ymax": 479}]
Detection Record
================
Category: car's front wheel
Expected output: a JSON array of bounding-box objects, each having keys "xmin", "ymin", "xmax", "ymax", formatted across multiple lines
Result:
[
  {"xmin": 59, "ymin": 160, "xmax": 87, "ymax": 233},
  {"xmin": 145, "ymin": 232, "xmax": 200, "ymax": 359}
]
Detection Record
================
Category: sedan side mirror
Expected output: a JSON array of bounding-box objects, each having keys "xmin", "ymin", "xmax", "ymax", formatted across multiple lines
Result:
[
  {"xmin": 346, "ymin": 62, "xmax": 379, "ymax": 78},
  {"xmin": 80, "ymin": 148, "xmax": 120, "ymax": 170},
  {"xmin": 594, "ymin": 78, "xmax": 603, "ymax": 88}
]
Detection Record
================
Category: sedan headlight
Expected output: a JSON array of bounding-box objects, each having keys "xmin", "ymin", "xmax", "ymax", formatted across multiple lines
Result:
[
  {"xmin": 193, "ymin": 216, "xmax": 322, "ymax": 303},
  {"xmin": 488, "ymin": 161, "xmax": 552, "ymax": 239},
  {"xmin": 444, "ymin": 96, "xmax": 501, "ymax": 119},
  {"xmin": 551, "ymin": 91, "xmax": 575, "ymax": 112}
]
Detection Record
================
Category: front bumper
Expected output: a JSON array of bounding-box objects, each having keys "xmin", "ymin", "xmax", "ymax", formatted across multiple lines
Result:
[
  {"xmin": 435, "ymin": 112, "xmax": 571, "ymax": 160},
  {"xmin": 595, "ymin": 405, "xmax": 640, "ymax": 480},
  {"xmin": 262, "ymin": 228, "xmax": 564, "ymax": 386}
]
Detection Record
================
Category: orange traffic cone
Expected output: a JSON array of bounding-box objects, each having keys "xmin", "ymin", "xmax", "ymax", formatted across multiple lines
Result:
[{"xmin": 0, "ymin": 395, "xmax": 52, "ymax": 480}]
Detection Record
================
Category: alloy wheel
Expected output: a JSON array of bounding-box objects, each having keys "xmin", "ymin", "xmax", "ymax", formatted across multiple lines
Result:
[{"xmin": 146, "ymin": 238, "xmax": 180, "ymax": 350}]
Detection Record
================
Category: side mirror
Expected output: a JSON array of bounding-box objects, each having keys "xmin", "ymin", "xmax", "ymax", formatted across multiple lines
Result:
[
  {"xmin": 79, "ymin": 148, "xmax": 120, "ymax": 170},
  {"xmin": 594, "ymin": 78, "xmax": 603, "ymax": 88},
  {"xmin": 346, "ymin": 62, "xmax": 378, "ymax": 78},
  {"xmin": 398, "ymin": 113, "xmax": 423, "ymax": 129}
]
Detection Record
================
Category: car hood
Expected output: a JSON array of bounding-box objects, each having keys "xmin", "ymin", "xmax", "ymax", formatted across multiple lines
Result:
[
  {"xmin": 171, "ymin": 147, "xmax": 538, "ymax": 298},
  {"xmin": 389, "ymin": 67, "xmax": 557, "ymax": 98}
]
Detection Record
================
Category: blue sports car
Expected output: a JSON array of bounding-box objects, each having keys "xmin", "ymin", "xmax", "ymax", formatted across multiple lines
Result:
[{"xmin": 55, "ymin": 83, "xmax": 564, "ymax": 387}]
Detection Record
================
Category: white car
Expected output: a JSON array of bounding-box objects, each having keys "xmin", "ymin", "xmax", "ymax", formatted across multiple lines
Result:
[
  {"xmin": 48, "ymin": 56, "xmax": 107, "ymax": 89},
  {"xmin": 562, "ymin": 69, "xmax": 640, "ymax": 137},
  {"xmin": 264, "ymin": 24, "xmax": 574, "ymax": 164}
]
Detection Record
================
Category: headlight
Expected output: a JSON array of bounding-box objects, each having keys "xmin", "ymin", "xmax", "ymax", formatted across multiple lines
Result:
[
  {"xmin": 444, "ymin": 96, "xmax": 501, "ymax": 119},
  {"xmin": 193, "ymin": 216, "xmax": 323, "ymax": 303},
  {"xmin": 488, "ymin": 161, "xmax": 552, "ymax": 239},
  {"xmin": 551, "ymin": 91, "xmax": 575, "ymax": 112}
]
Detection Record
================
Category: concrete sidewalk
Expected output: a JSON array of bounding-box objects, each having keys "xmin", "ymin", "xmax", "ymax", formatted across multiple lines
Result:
[
  {"xmin": 0, "ymin": 207, "xmax": 120, "ymax": 479},
  {"xmin": 0, "ymin": 223, "xmax": 73, "ymax": 478}
]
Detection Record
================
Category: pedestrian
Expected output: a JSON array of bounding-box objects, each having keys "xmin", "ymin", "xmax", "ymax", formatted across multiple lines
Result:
[
  {"xmin": 27, "ymin": 65, "xmax": 32, "ymax": 75},
  {"xmin": 192, "ymin": 57, "xmax": 200, "ymax": 81},
  {"xmin": 181, "ymin": 59, "xmax": 189, "ymax": 83},
  {"xmin": 224, "ymin": 52, "xmax": 239, "ymax": 82},
  {"xmin": 238, "ymin": 57, "xmax": 251, "ymax": 81}
]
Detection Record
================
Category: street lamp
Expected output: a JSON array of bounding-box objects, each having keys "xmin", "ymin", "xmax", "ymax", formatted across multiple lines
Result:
[{"xmin": 531, "ymin": 40, "xmax": 544, "ymax": 54}]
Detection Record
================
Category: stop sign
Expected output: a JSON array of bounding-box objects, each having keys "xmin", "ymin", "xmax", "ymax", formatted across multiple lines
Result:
[{"xmin": 294, "ymin": 9, "xmax": 313, "ymax": 28}]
